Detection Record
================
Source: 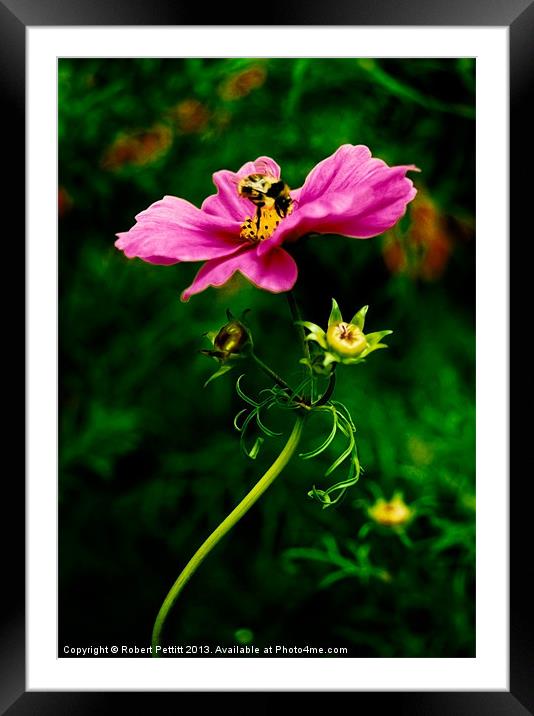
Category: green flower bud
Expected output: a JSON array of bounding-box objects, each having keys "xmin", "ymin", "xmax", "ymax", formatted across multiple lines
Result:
[
  {"xmin": 201, "ymin": 310, "xmax": 253, "ymax": 387},
  {"xmin": 214, "ymin": 320, "xmax": 250, "ymax": 358},
  {"xmin": 326, "ymin": 321, "xmax": 369, "ymax": 357},
  {"xmin": 297, "ymin": 299, "xmax": 392, "ymax": 372}
]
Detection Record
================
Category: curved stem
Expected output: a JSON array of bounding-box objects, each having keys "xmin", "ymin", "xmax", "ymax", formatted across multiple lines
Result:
[
  {"xmin": 151, "ymin": 415, "xmax": 306, "ymax": 656},
  {"xmin": 313, "ymin": 366, "xmax": 337, "ymax": 407}
]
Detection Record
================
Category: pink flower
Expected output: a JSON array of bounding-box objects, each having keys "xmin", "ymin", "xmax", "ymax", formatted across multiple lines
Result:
[{"xmin": 115, "ymin": 145, "xmax": 418, "ymax": 301}]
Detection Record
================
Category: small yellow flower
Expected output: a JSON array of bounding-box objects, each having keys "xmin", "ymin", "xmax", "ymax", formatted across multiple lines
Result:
[
  {"xmin": 297, "ymin": 299, "xmax": 392, "ymax": 373},
  {"xmin": 368, "ymin": 495, "xmax": 413, "ymax": 527},
  {"xmin": 326, "ymin": 321, "xmax": 368, "ymax": 357}
]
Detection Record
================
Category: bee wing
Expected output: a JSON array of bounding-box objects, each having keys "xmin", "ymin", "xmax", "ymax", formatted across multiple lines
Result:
[{"xmin": 247, "ymin": 178, "xmax": 271, "ymax": 194}]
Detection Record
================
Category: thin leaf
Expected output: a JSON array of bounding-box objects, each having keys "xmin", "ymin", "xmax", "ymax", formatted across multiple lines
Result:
[
  {"xmin": 325, "ymin": 428, "xmax": 354, "ymax": 475},
  {"xmin": 203, "ymin": 364, "xmax": 233, "ymax": 387},
  {"xmin": 233, "ymin": 408, "xmax": 249, "ymax": 432},
  {"xmin": 365, "ymin": 330, "xmax": 393, "ymax": 346},
  {"xmin": 319, "ymin": 569, "xmax": 357, "ymax": 589},
  {"xmin": 350, "ymin": 305, "xmax": 369, "ymax": 330},
  {"xmin": 299, "ymin": 409, "xmax": 338, "ymax": 459},
  {"xmin": 235, "ymin": 374, "xmax": 258, "ymax": 407},
  {"xmin": 328, "ymin": 298, "xmax": 343, "ymax": 326},
  {"xmin": 295, "ymin": 320, "xmax": 328, "ymax": 349},
  {"xmin": 247, "ymin": 436, "xmax": 264, "ymax": 460},
  {"xmin": 256, "ymin": 402, "xmax": 282, "ymax": 437}
]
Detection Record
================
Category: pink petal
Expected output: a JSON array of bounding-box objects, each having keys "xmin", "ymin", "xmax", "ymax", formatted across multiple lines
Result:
[
  {"xmin": 181, "ymin": 245, "xmax": 298, "ymax": 301},
  {"xmin": 237, "ymin": 156, "xmax": 281, "ymax": 179},
  {"xmin": 115, "ymin": 195, "xmax": 243, "ymax": 263},
  {"xmin": 258, "ymin": 146, "xmax": 418, "ymax": 255},
  {"xmin": 298, "ymin": 145, "xmax": 377, "ymax": 203},
  {"xmin": 201, "ymin": 170, "xmax": 249, "ymax": 222}
]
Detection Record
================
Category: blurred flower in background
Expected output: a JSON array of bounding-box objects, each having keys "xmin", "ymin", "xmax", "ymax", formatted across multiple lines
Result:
[
  {"xmin": 219, "ymin": 64, "xmax": 267, "ymax": 101},
  {"xmin": 382, "ymin": 189, "xmax": 453, "ymax": 281},
  {"xmin": 101, "ymin": 123, "xmax": 173, "ymax": 171},
  {"xmin": 169, "ymin": 98, "xmax": 211, "ymax": 134},
  {"xmin": 368, "ymin": 494, "xmax": 414, "ymax": 528},
  {"xmin": 58, "ymin": 186, "xmax": 72, "ymax": 218}
]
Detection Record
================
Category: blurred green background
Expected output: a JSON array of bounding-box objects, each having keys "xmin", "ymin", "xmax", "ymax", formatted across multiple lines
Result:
[{"xmin": 59, "ymin": 58, "xmax": 475, "ymax": 657}]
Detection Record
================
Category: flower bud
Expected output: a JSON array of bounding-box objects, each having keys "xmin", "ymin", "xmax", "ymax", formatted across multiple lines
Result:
[
  {"xmin": 297, "ymin": 299, "xmax": 392, "ymax": 371},
  {"xmin": 326, "ymin": 321, "xmax": 368, "ymax": 357},
  {"xmin": 213, "ymin": 320, "xmax": 250, "ymax": 358}
]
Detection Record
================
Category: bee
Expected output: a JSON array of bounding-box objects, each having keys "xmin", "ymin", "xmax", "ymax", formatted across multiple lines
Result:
[{"xmin": 237, "ymin": 174, "xmax": 293, "ymax": 236}]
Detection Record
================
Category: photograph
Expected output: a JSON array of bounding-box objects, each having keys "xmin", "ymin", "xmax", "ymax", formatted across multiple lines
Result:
[{"xmin": 58, "ymin": 56, "xmax": 476, "ymax": 660}]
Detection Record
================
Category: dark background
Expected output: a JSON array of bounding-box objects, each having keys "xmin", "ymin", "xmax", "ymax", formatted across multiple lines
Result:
[{"xmin": 58, "ymin": 58, "xmax": 475, "ymax": 657}]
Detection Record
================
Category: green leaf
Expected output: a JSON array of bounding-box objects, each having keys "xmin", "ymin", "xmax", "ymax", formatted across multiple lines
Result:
[
  {"xmin": 256, "ymin": 403, "xmax": 282, "ymax": 437},
  {"xmin": 299, "ymin": 408, "xmax": 338, "ymax": 459},
  {"xmin": 307, "ymin": 486, "xmax": 332, "ymax": 506},
  {"xmin": 295, "ymin": 320, "xmax": 328, "ymax": 349},
  {"xmin": 350, "ymin": 305, "xmax": 369, "ymax": 330},
  {"xmin": 248, "ymin": 436, "xmax": 264, "ymax": 460},
  {"xmin": 322, "ymin": 352, "xmax": 338, "ymax": 368},
  {"xmin": 235, "ymin": 374, "xmax": 258, "ymax": 406},
  {"xmin": 328, "ymin": 298, "xmax": 343, "ymax": 326},
  {"xmin": 203, "ymin": 364, "xmax": 233, "ymax": 387},
  {"xmin": 365, "ymin": 329, "xmax": 393, "ymax": 347},
  {"xmin": 233, "ymin": 408, "xmax": 249, "ymax": 431}
]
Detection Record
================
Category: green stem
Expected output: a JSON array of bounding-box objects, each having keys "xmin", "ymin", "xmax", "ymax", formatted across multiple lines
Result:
[
  {"xmin": 251, "ymin": 352, "xmax": 294, "ymax": 394},
  {"xmin": 286, "ymin": 291, "xmax": 315, "ymax": 401},
  {"xmin": 151, "ymin": 415, "xmax": 306, "ymax": 657},
  {"xmin": 286, "ymin": 291, "xmax": 310, "ymax": 364}
]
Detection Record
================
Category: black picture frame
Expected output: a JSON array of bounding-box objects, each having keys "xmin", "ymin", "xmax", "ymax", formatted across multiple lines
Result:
[{"xmin": 4, "ymin": 0, "xmax": 531, "ymax": 712}]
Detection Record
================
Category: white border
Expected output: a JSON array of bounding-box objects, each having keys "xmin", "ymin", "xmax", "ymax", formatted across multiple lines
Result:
[{"xmin": 27, "ymin": 27, "xmax": 508, "ymax": 691}]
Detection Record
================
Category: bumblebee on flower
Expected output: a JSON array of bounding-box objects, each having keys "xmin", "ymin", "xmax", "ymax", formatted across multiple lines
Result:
[{"xmin": 115, "ymin": 144, "xmax": 418, "ymax": 302}]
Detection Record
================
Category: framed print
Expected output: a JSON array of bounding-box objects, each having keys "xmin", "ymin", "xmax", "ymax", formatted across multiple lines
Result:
[{"xmin": 3, "ymin": 0, "xmax": 531, "ymax": 711}]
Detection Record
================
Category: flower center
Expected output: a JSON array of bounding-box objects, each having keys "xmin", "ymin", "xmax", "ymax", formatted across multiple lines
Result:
[
  {"xmin": 326, "ymin": 322, "xmax": 368, "ymax": 357},
  {"xmin": 237, "ymin": 174, "xmax": 293, "ymax": 243},
  {"xmin": 240, "ymin": 205, "xmax": 284, "ymax": 243},
  {"xmin": 369, "ymin": 499, "xmax": 412, "ymax": 527}
]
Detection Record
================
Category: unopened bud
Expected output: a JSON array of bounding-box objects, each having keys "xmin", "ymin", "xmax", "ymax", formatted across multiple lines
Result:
[
  {"xmin": 326, "ymin": 322, "xmax": 368, "ymax": 357},
  {"xmin": 214, "ymin": 320, "xmax": 250, "ymax": 357}
]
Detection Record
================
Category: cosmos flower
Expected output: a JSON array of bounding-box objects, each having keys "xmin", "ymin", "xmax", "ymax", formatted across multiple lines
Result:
[
  {"xmin": 102, "ymin": 124, "xmax": 173, "ymax": 171},
  {"xmin": 219, "ymin": 64, "xmax": 267, "ymax": 101},
  {"xmin": 382, "ymin": 189, "xmax": 452, "ymax": 281},
  {"xmin": 368, "ymin": 494, "xmax": 414, "ymax": 527},
  {"xmin": 115, "ymin": 144, "xmax": 418, "ymax": 301},
  {"xmin": 170, "ymin": 99, "xmax": 210, "ymax": 134},
  {"xmin": 58, "ymin": 186, "xmax": 72, "ymax": 218}
]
